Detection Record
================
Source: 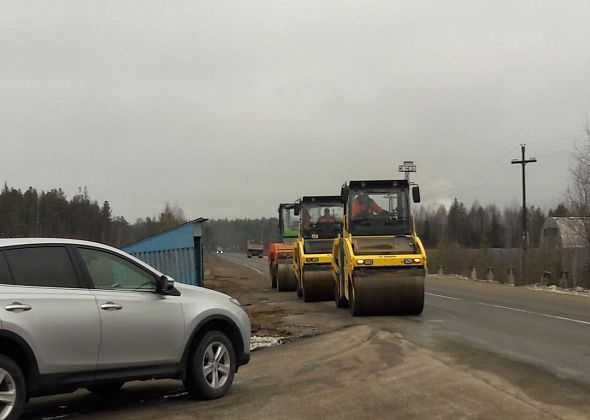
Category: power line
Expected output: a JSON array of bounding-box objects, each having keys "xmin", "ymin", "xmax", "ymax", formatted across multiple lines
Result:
[
  {"xmin": 451, "ymin": 146, "xmax": 519, "ymax": 184},
  {"xmin": 424, "ymin": 146, "xmax": 518, "ymax": 197},
  {"xmin": 427, "ymin": 142, "xmax": 575, "ymax": 198},
  {"xmin": 425, "ymin": 158, "xmax": 513, "ymax": 197},
  {"xmin": 421, "ymin": 170, "xmax": 512, "ymax": 204},
  {"xmin": 535, "ymin": 149, "xmax": 576, "ymax": 158},
  {"xmin": 423, "ymin": 134, "xmax": 578, "ymax": 203},
  {"xmin": 527, "ymin": 134, "xmax": 579, "ymax": 145}
]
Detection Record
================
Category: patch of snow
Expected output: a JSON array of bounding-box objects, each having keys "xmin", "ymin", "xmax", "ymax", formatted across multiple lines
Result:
[
  {"xmin": 527, "ymin": 284, "xmax": 590, "ymax": 297},
  {"xmin": 250, "ymin": 335, "xmax": 284, "ymax": 351},
  {"xmin": 162, "ymin": 392, "xmax": 188, "ymax": 400}
]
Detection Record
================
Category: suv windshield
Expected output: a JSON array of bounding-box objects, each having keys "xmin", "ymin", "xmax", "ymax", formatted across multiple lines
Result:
[
  {"xmin": 301, "ymin": 202, "xmax": 343, "ymax": 239},
  {"xmin": 348, "ymin": 188, "xmax": 412, "ymax": 236}
]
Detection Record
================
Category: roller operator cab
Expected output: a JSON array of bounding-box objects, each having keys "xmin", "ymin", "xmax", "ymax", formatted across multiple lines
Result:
[
  {"xmin": 293, "ymin": 196, "xmax": 344, "ymax": 302},
  {"xmin": 268, "ymin": 203, "xmax": 299, "ymax": 291},
  {"xmin": 332, "ymin": 180, "xmax": 426, "ymax": 316}
]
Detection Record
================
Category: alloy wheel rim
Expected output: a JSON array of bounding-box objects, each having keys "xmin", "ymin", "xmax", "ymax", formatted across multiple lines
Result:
[
  {"xmin": 0, "ymin": 368, "xmax": 17, "ymax": 420},
  {"xmin": 202, "ymin": 342, "xmax": 230, "ymax": 389}
]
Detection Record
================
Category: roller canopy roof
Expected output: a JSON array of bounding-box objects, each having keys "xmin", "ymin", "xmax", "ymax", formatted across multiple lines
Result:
[
  {"xmin": 346, "ymin": 180, "xmax": 409, "ymax": 189},
  {"xmin": 278, "ymin": 203, "xmax": 297, "ymax": 210},
  {"xmin": 301, "ymin": 196, "xmax": 342, "ymax": 203}
]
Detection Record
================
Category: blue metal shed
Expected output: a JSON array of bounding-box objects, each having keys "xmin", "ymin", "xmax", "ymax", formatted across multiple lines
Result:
[{"xmin": 122, "ymin": 218, "xmax": 208, "ymax": 286}]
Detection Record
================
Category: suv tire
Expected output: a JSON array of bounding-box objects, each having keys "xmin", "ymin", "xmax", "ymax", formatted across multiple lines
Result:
[
  {"xmin": 184, "ymin": 331, "xmax": 236, "ymax": 400},
  {"xmin": 0, "ymin": 354, "xmax": 26, "ymax": 420},
  {"xmin": 86, "ymin": 382, "xmax": 125, "ymax": 395}
]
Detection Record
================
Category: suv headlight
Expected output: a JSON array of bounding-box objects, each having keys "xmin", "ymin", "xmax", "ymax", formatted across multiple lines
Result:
[{"xmin": 229, "ymin": 298, "xmax": 242, "ymax": 307}]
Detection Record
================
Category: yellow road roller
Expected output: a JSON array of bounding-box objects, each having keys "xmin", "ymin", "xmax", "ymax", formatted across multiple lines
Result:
[
  {"xmin": 293, "ymin": 196, "xmax": 344, "ymax": 302},
  {"xmin": 332, "ymin": 180, "xmax": 426, "ymax": 316}
]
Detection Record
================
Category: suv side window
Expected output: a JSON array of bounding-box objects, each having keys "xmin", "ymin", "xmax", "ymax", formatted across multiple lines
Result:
[
  {"xmin": 78, "ymin": 248, "xmax": 157, "ymax": 292},
  {"xmin": 4, "ymin": 246, "xmax": 79, "ymax": 288},
  {"xmin": 0, "ymin": 252, "xmax": 13, "ymax": 285}
]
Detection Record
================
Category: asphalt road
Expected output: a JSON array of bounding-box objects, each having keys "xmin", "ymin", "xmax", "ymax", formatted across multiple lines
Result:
[
  {"xmin": 22, "ymin": 252, "xmax": 590, "ymax": 419},
  {"xmin": 222, "ymin": 252, "xmax": 590, "ymax": 384},
  {"xmin": 220, "ymin": 252, "xmax": 268, "ymax": 275}
]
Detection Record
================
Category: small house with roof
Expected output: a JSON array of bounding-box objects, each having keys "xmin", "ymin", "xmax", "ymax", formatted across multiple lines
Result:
[{"xmin": 540, "ymin": 217, "xmax": 589, "ymax": 288}]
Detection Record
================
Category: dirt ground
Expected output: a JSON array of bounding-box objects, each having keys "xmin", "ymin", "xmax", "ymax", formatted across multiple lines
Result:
[{"xmin": 204, "ymin": 253, "xmax": 351, "ymax": 342}]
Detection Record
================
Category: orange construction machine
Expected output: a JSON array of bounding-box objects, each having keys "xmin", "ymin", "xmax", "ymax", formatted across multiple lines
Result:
[{"xmin": 268, "ymin": 203, "xmax": 299, "ymax": 291}]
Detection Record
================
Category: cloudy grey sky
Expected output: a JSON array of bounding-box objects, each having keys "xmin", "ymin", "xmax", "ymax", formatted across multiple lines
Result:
[{"xmin": 2, "ymin": 1, "xmax": 589, "ymax": 220}]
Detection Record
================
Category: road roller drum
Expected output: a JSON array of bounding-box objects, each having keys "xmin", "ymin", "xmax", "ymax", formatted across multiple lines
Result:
[
  {"xmin": 349, "ymin": 268, "xmax": 425, "ymax": 316},
  {"xmin": 276, "ymin": 263, "xmax": 298, "ymax": 291},
  {"xmin": 301, "ymin": 265, "xmax": 334, "ymax": 302}
]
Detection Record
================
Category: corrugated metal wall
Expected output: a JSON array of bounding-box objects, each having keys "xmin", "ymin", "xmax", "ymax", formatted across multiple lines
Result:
[{"xmin": 122, "ymin": 219, "xmax": 207, "ymax": 286}]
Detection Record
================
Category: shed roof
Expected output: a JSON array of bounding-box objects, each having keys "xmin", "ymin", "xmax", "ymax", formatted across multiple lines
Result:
[
  {"xmin": 122, "ymin": 218, "xmax": 208, "ymax": 253},
  {"xmin": 543, "ymin": 217, "xmax": 589, "ymax": 249}
]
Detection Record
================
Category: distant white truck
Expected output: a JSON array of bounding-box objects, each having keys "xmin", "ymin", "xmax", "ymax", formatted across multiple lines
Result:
[{"xmin": 246, "ymin": 240, "xmax": 264, "ymax": 258}]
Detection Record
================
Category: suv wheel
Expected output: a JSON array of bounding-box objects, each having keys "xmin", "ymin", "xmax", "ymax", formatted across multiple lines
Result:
[
  {"xmin": 86, "ymin": 382, "xmax": 125, "ymax": 395},
  {"xmin": 184, "ymin": 331, "xmax": 236, "ymax": 400},
  {"xmin": 0, "ymin": 355, "xmax": 25, "ymax": 420}
]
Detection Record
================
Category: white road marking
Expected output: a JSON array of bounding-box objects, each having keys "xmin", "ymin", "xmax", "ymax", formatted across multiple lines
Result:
[
  {"xmin": 226, "ymin": 256, "xmax": 264, "ymax": 274},
  {"xmin": 474, "ymin": 301, "xmax": 590, "ymax": 326},
  {"xmin": 426, "ymin": 292, "xmax": 461, "ymax": 301},
  {"xmin": 245, "ymin": 265, "xmax": 264, "ymax": 274}
]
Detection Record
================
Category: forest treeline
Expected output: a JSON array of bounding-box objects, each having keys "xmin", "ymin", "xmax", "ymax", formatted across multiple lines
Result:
[
  {"xmin": 0, "ymin": 184, "xmax": 186, "ymax": 247},
  {"xmin": 204, "ymin": 200, "xmax": 570, "ymax": 251},
  {"xmin": 0, "ymin": 183, "xmax": 570, "ymax": 251},
  {"xmin": 415, "ymin": 199, "xmax": 569, "ymax": 249},
  {"xmin": 203, "ymin": 218, "xmax": 280, "ymax": 251}
]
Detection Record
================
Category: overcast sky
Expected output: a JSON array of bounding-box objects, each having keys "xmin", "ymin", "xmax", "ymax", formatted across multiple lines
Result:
[{"xmin": 2, "ymin": 1, "xmax": 589, "ymax": 221}]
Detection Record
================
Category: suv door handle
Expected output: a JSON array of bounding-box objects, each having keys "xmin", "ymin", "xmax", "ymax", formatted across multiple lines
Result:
[
  {"xmin": 100, "ymin": 302, "xmax": 123, "ymax": 311},
  {"xmin": 5, "ymin": 302, "xmax": 32, "ymax": 312}
]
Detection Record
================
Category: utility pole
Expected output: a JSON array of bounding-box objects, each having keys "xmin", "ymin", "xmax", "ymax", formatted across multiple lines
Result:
[{"xmin": 511, "ymin": 144, "xmax": 537, "ymax": 286}]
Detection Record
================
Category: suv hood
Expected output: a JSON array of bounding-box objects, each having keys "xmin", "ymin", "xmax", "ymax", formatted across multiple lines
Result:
[{"xmin": 175, "ymin": 282, "xmax": 230, "ymax": 300}]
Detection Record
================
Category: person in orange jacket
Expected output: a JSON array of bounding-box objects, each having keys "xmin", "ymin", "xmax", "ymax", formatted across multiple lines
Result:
[{"xmin": 351, "ymin": 193, "xmax": 384, "ymax": 218}]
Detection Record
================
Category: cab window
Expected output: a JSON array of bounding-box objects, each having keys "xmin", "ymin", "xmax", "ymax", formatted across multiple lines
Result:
[{"xmin": 78, "ymin": 248, "xmax": 157, "ymax": 292}]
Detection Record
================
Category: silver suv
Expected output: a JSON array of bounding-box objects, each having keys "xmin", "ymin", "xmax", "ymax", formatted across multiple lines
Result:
[{"xmin": 0, "ymin": 238, "xmax": 251, "ymax": 420}]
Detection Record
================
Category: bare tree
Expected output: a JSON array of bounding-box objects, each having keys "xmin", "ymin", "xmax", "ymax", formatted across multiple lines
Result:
[
  {"xmin": 567, "ymin": 124, "xmax": 590, "ymax": 284},
  {"xmin": 159, "ymin": 203, "xmax": 187, "ymax": 231},
  {"xmin": 568, "ymin": 126, "xmax": 590, "ymax": 216}
]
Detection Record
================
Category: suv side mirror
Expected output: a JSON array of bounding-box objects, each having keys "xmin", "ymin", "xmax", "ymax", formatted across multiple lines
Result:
[
  {"xmin": 412, "ymin": 186, "xmax": 421, "ymax": 203},
  {"xmin": 294, "ymin": 203, "xmax": 301, "ymax": 216},
  {"xmin": 157, "ymin": 275, "xmax": 175, "ymax": 293}
]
